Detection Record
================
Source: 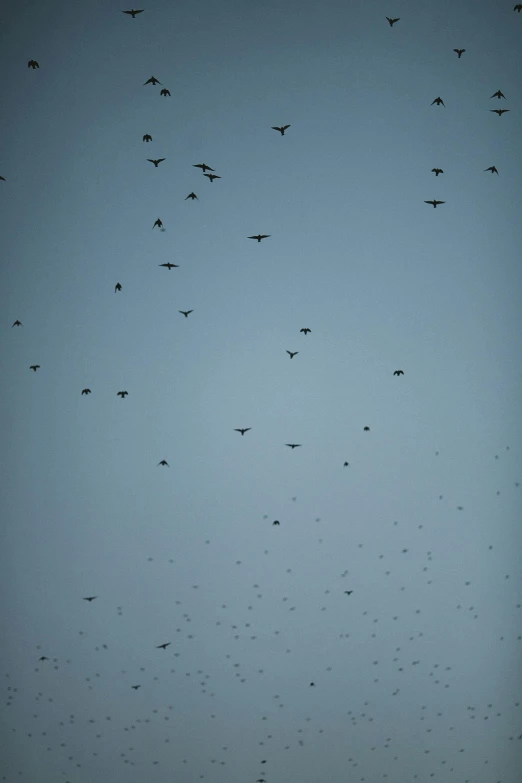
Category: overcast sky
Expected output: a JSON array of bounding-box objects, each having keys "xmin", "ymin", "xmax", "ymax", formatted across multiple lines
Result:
[{"xmin": 1, "ymin": 1, "xmax": 522, "ymax": 782}]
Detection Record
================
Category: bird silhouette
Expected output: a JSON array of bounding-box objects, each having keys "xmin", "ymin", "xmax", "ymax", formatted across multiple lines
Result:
[
  {"xmin": 344, "ymin": 590, "xmax": 353, "ymax": 595},
  {"xmin": 131, "ymin": 685, "xmax": 141, "ymax": 689},
  {"xmin": 431, "ymin": 168, "xmax": 443, "ymax": 176},
  {"xmin": 28, "ymin": 60, "xmax": 39, "ymax": 69},
  {"xmin": 203, "ymin": 173, "xmax": 220, "ymax": 182},
  {"xmin": 123, "ymin": 9, "xmax": 144, "ymax": 17},
  {"xmin": 386, "ymin": 17, "xmax": 400, "ymax": 26},
  {"xmin": 300, "ymin": 328, "xmax": 311, "ymax": 334},
  {"xmin": 425, "ymin": 200, "xmax": 445, "ymax": 207},
  {"xmin": 185, "ymin": 192, "xmax": 198, "ymax": 200},
  {"xmin": 144, "ymin": 76, "xmax": 161, "ymax": 85},
  {"xmin": 159, "ymin": 263, "xmax": 179, "ymax": 269},
  {"xmin": 286, "ymin": 351, "xmax": 298, "ymax": 359},
  {"xmin": 453, "ymin": 49, "xmax": 465, "ymax": 58},
  {"xmin": 39, "ymin": 656, "xmax": 49, "ymax": 661},
  {"xmin": 179, "ymin": 310, "xmax": 193, "ymax": 317},
  {"xmin": 393, "ymin": 370, "xmax": 404, "ymax": 376},
  {"xmin": 248, "ymin": 234, "xmax": 270, "ymax": 242},
  {"xmin": 285, "ymin": 443, "xmax": 301, "ymax": 449},
  {"xmin": 431, "ymin": 97, "xmax": 445, "ymax": 106},
  {"xmin": 29, "ymin": 365, "xmax": 40, "ymax": 371},
  {"xmin": 490, "ymin": 90, "xmax": 506, "ymax": 99},
  {"xmin": 117, "ymin": 391, "xmax": 128, "ymax": 398},
  {"xmin": 115, "ymin": 283, "xmax": 122, "ymax": 292},
  {"xmin": 484, "ymin": 166, "xmax": 499, "ymax": 175},
  {"xmin": 309, "ymin": 682, "xmax": 315, "ymax": 687},
  {"xmin": 157, "ymin": 460, "xmax": 169, "ymax": 467},
  {"xmin": 272, "ymin": 125, "xmax": 291, "ymax": 135},
  {"xmin": 83, "ymin": 596, "xmax": 97, "ymax": 602},
  {"xmin": 0, "ymin": 176, "xmax": 5, "ymax": 181},
  {"xmin": 147, "ymin": 158, "xmax": 165, "ymax": 167},
  {"xmin": 81, "ymin": 388, "xmax": 91, "ymax": 395},
  {"xmin": 490, "ymin": 109, "xmax": 509, "ymax": 116},
  {"xmin": 343, "ymin": 462, "xmax": 349, "ymax": 467},
  {"xmin": 142, "ymin": 133, "xmax": 152, "ymax": 142},
  {"xmin": 156, "ymin": 643, "xmax": 171, "ymax": 649},
  {"xmin": 193, "ymin": 163, "xmax": 214, "ymax": 172},
  {"xmin": 515, "ymin": 3, "xmax": 522, "ymax": 10},
  {"xmin": 272, "ymin": 520, "xmax": 280, "ymax": 526},
  {"xmin": 234, "ymin": 428, "xmax": 251, "ymax": 435},
  {"xmin": 152, "ymin": 218, "xmax": 163, "ymax": 229},
  {"xmin": 12, "ymin": 320, "xmax": 23, "ymax": 327},
  {"xmin": 160, "ymin": 88, "xmax": 171, "ymax": 96},
  {"xmin": 363, "ymin": 426, "xmax": 370, "ymax": 431}
]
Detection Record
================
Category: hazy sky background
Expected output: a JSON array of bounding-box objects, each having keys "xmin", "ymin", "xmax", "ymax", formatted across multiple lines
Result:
[{"xmin": 1, "ymin": 1, "xmax": 522, "ymax": 781}]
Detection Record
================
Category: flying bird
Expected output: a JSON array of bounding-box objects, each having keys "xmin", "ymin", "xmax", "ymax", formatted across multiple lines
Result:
[
  {"xmin": 490, "ymin": 109, "xmax": 509, "ymax": 116},
  {"xmin": 272, "ymin": 520, "xmax": 280, "ymax": 526},
  {"xmin": 123, "ymin": 9, "xmax": 144, "ymax": 17},
  {"xmin": 147, "ymin": 158, "xmax": 165, "ymax": 167},
  {"xmin": 185, "ymin": 192, "xmax": 198, "ymax": 200},
  {"xmin": 363, "ymin": 426, "xmax": 370, "ymax": 431},
  {"xmin": 160, "ymin": 88, "xmax": 171, "ymax": 96},
  {"xmin": 344, "ymin": 590, "xmax": 353, "ymax": 595},
  {"xmin": 157, "ymin": 460, "xmax": 169, "ymax": 467},
  {"xmin": 203, "ymin": 173, "xmax": 220, "ymax": 181},
  {"xmin": 38, "ymin": 656, "xmax": 49, "ymax": 661},
  {"xmin": 431, "ymin": 168, "xmax": 443, "ymax": 176},
  {"xmin": 156, "ymin": 643, "xmax": 171, "ymax": 650},
  {"xmin": 272, "ymin": 125, "xmax": 291, "ymax": 135},
  {"xmin": 131, "ymin": 685, "xmax": 141, "ymax": 690},
  {"xmin": 424, "ymin": 200, "xmax": 445, "ymax": 207},
  {"xmin": 343, "ymin": 462, "xmax": 349, "ymax": 467},
  {"xmin": 286, "ymin": 351, "xmax": 298, "ymax": 359},
  {"xmin": 179, "ymin": 310, "xmax": 193, "ymax": 317},
  {"xmin": 515, "ymin": 3, "xmax": 522, "ymax": 10},
  {"xmin": 12, "ymin": 320, "xmax": 22, "ymax": 327},
  {"xmin": 117, "ymin": 391, "xmax": 128, "ymax": 398},
  {"xmin": 484, "ymin": 166, "xmax": 499, "ymax": 175},
  {"xmin": 29, "ymin": 365, "xmax": 40, "ymax": 371},
  {"xmin": 453, "ymin": 49, "xmax": 465, "ymax": 58},
  {"xmin": 193, "ymin": 163, "xmax": 214, "ymax": 172},
  {"xmin": 248, "ymin": 234, "xmax": 270, "ymax": 242},
  {"xmin": 386, "ymin": 17, "xmax": 400, "ymax": 26},
  {"xmin": 393, "ymin": 370, "xmax": 404, "ymax": 376},
  {"xmin": 144, "ymin": 76, "xmax": 161, "ymax": 85},
  {"xmin": 431, "ymin": 97, "xmax": 445, "ymax": 106},
  {"xmin": 285, "ymin": 443, "xmax": 301, "ymax": 449},
  {"xmin": 81, "ymin": 388, "xmax": 91, "ymax": 395},
  {"xmin": 234, "ymin": 428, "xmax": 251, "ymax": 435},
  {"xmin": 152, "ymin": 218, "xmax": 163, "ymax": 229},
  {"xmin": 83, "ymin": 596, "xmax": 97, "ymax": 602},
  {"xmin": 0, "ymin": 176, "xmax": 5, "ymax": 181},
  {"xmin": 309, "ymin": 682, "xmax": 315, "ymax": 687},
  {"xmin": 490, "ymin": 90, "xmax": 506, "ymax": 99},
  {"xmin": 142, "ymin": 134, "xmax": 152, "ymax": 142},
  {"xmin": 159, "ymin": 262, "xmax": 178, "ymax": 269},
  {"xmin": 300, "ymin": 328, "xmax": 311, "ymax": 334},
  {"xmin": 28, "ymin": 60, "xmax": 39, "ymax": 69},
  {"xmin": 115, "ymin": 283, "xmax": 122, "ymax": 292}
]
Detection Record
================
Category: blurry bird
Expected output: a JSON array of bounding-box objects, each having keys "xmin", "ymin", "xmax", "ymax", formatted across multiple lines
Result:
[
  {"xmin": 143, "ymin": 134, "xmax": 152, "ymax": 141},
  {"xmin": 147, "ymin": 158, "xmax": 165, "ymax": 167},
  {"xmin": 131, "ymin": 685, "xmax": 141, "ymax": 690},
  {"xmin": 81, "ymin": 389, "xmax": 91, "ymax": 395},
  {"xmin": 185, "ymin": 192, "xmax": 198, "ymax": 200},
  {"xmin": 144, "ymin": 76, "xmax": 161, "ymax": 85},
  {"xmin": 272, "ymin": 125, "xmax": 291, "ymax": 135},
  {"xmin": 179, "ymin": 310, "xmax": 193, "ymax": 317},
  {"xmin": 286, "ymin": 351, "xmax": 298, "ymax": 359},
  {"xmin": 515, "ymin": 3, "xmax": 522, "ymax": 10},
  {"xmin": 248, "ymin": 234, "xmax": 270, "ymax": 242},
  {"xmin": 454, "ymin": 49, "xmax": 465, "ymax": 58},
  {"xmin": 123, "ymin": 9, "xmax": 144, "ymax": 17},
  {"xmin": 431, "ymin": 97, "xmax": 445, "ymax": 106},
  {"xmin": 156, "ymin": 643, "xmax": 171, "ymax": 649},
  {"xmin": 12, "ymin": 320, "xmax": 22, "ymax": 327},
  {"xmin": 386, "ymin": 17, "xmax": 400, "ymax": 26},
  {"xmin": 300, "ymin": 328, "xmax": 311, "ymax": 334},
  {"xmin": 309, "ymin": 682, "xmax": 315, "ymax": 687},
  {"xmin": 193, "ymin": 163, "xmax": 214, "ymax": 172},
  {"xmin": 29, "ymin": 365, "xmax": 40, "ymax": 371},
  {"xmin": 234, "ymin": 428, "xmax": 251, "ymax": 435},
  {"xmin": 0, "ymin": 176, "xmax": 5, "ymax": 181},
  {"xmin": 117, "ymin": 391, "xmax": 128, "ymax": 398},
  {"xmin": 272, "ymin": 520, "xmax": 280, "ymax": 526},
  {"xmin": 393, "ymin": 370, "xmax": 404, "ymax": 376},
  {"xmin": 490, "ymin": 109, "xmax": 509, "ymax": 115},
  {"xmin": 83, "ymin": 597, "xmax": 97, "ymax": 602},
  {"xmin": 160, "ymin": 88, "xmax": 171, "ymax": 96},
  {"xmin": 39, "ymin": 656, "xmax": 49, "ymax": 661},
  {"xmin": 490, "ymin": 90, "xmax": 506, "ymax": 99},
  {"xmin": 115, "ymin": 283, "xmax": 122, "ymax": 292},
  {"xmin": 203, "ymin": 173, "xmax": 220, "ymax": 182},
  {"xmin": 431, "ymin": 168, "xmax": 443, "ymax": 176},
  {"xmin": 425, "ymin": 200, "xmax": 445, "ymax": 207},
  {"xmin": 484, "ymin": 166, "xmax": 499, "ymax": 174},
  {"xmin": 159, "ymin": 263, "xmax": 178, "ymax": 269},
  {"xmin": 158, "ymin": 460, "xmax": 169, "ymax": 467},
  {"xmin": 344, "ymin": 590, "xmax": 353, "ymax": 595},
  {"xmin": 363, "ymin": 426, "xmax": 370, "ymax": 431},
  {"xmin": 28, "ymin": 60, "xmax": 39, "ymax": 68},
  {"xmin": 343, "ymin": 462, "xmax": 349, "ymax": 467},
  {"xmin": 285, "ymin": 443, "xmax": 301, "ymax": 449},
  {"xmin": 152, "ymin": 218, "xmax": 163, "ymax": 229}
]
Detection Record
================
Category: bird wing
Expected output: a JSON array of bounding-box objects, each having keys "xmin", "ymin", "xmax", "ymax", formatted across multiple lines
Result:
[{"xmin": 271, "ymin": 126, "xmax": 282, "ymax": 131}]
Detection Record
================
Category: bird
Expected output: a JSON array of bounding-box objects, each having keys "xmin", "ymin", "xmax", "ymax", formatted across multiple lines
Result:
[
  {"xmin": 81, "ymin": 388, "xmax": 91, "ymax": 395},
  {"xmin": 29, "ymin": 365, "xmax": 40, "ymax": 372},
  {"xmin": 144, "ymin": 76, "xmax": 161, "ymax": 85},
  {"xmin": 363, "ymin": 426, "xmax": 370, "ymax": 431},
  {"xmin": 123, "ymin": 9, "xmax": 144, "ymax": 17},
  {"xmin": 131, "ymin": 685, "xmax": 141, "ymax": 690},
  {"xmin": 431, "ymin": 168, "xmax": 443, "ymax": 176},
  {"xmin": 393, "ymin": 370, "xmax": 404, "ymax": 376},
  {"xmin": 386, "ymin": 17, "xmax": 400, "ymax": 26},
  {"xmin": 147, "ymin": 158, "xmax": 165, "ymax": 167},
  {"xmin": 515, "ymin": 3, "xmax": 522, "ymax": 10},
  {"xmin": 431, "ymin": 97, "xmax": 445, "ymax": 106},
  {"xmin": 159, "ymin": 263, "xmax": 179, "ymax": 269},
  {"xmin": 343, "ymin": 462, "xmax": 349, "ymax": 467},
  {"xmin": 142, "ymin": 134, "xmax": 152, "ymax": 142},
  {"xmin": 286, "ymin": 351, "xmax": 298, "ymax": 359},
  {"xmin": 344, "ymin": 590, "xmax": 353, "ymax": 595},
  {"xmin": 272, "ymin": 520, "xmax": 280, "ymax": 526},
  {"xmin": 234, "ymin": 428, "xmax": 251, "ymax": 435},
  {"xmin": 203, "ymin": 173, "xmax": 220, "ymax": 182},
  {"xmin": 490, "ymin": 109, "xmax": 509, "ymax": 116},
  {"xmin": 309, "ymin": 682, "xmax": 315, "ymax": 687},
  {"xmin": 300, "ymin": 328, "xmax": 311, "ymax": 334},
  {"xmin": 12, "ymin": 320, "xmax": 23, "ymax": 327},
  {"xmin": 83, "ymin": 596, "xmax": 97, "ymax": 602},
  {"xmin": 185, "ymin": 192, "xmax": 198, "ymax": 200},
  {"xmin": 285, "ymin": 443, "xmax": 301, "ymax": 449},
  {"xmin": 193, "ymin": 163, "xmax": 214, "ymax": 172},
  {"xmin": 425, "ymin": 200, "xmax": 445, "ymax": 207},
  {"xmin": 38, "ymin": 656, "xmax": 49, "ymax": 661},
  {"xmin": 272, "ymin": 125, "xmax": 291, "ymax": 135},
  {"xmin": 490, "ymin": 90, "xmax": 506, "ymax": 99},
  {"xmin": 0, "ymin": 176, "xmax": 5, "ymax": 181},
  {"xmin": 484, "ymin": 166, "xmax": 499, "ymax": 175},
  {"xmin": 156, "ymin": 643, "xmax": 171, "ymax": 650},
  {"xmin": 117, "ymin": 391, "xmax": 128, "ymax": 398},
  {"xmin": 453, "ymin": 49, "xmax": 465, "ymax": 58},
  {"xmin": 157, "ymin": 460, "xmax": 169, "ymax": 467},
  {"xmin": 115, "ymin": 283, "xmax": 122, "ymax": 292},
  {"xmin": 179, "ymin": 310, "xmax": 193, "ymax": 317},
  {"xmin": 248, "ymin": 234, "xmax": 270, "ymax": 242},
  {"xmin": 152, "ymin": 218, "xmax": 163, "ymax": 229},
  {"xmin": 160, "ymin": 88, "xmax": 171, "ymax": 96},
  {"xmin": 28, "ymin": 60, "xmax": 39, "ymax": 69}
]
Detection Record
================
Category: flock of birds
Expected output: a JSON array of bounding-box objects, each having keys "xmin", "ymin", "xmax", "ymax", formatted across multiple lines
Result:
[{"xmin": 4, "ymin": 6, "xmax": 522, "ymax": 783}]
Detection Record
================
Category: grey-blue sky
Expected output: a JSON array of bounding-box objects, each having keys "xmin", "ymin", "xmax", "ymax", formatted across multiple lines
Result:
[{"xmin": 1, "ymin": 1, "xmax": 522, "ymax": 781}]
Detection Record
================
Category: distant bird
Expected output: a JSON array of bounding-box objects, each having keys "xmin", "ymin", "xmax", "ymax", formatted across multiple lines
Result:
[
  {"xmin": 157, "ymin": 460, "xmax": 169, "ymax": 467},
  {"xmin": 115, "ymin": 283, "xmax": 122, "ymax": 292},
  {"xmin": 0, "ymin": 176, "xmax": 5, "ymax": 181},
  {"xmin": 248, "ymin": 234, "xmax": 270, "ymax": 242},
  {"xmin": 152, "ymin": 218, "xmax": 163, "ymax": 229},
  {"xmin": 343, "ymin": 462, "xmax": 349, "ymax": 467},
  {"xmin": 515, "ymin": 3, "xmax": 522, "ymax": 10},
  {"xmin": 285, "ymin": 443, "xmax": 301, "ymax": 449},
  {"xmin": 144, "ymin": 76, "xmax": 161, "ymax": 85},
  {"xmin": 81, "ymin": 388, "xmax": 91, "ymax": 395},
  {"xmin": 203, "ymin": 173, "xmax": 220, "ymax": 182},
  {"xmin": 123, "ymin": 9, "xmax": 144, "ymax": 17},
  {"xmin": 131, "ymin": 685, "xmax": 141, "ymax": 690},
  {"xmin": 234, "ymin": 428, "xmax": 251, "ymax": 435},
  {"xmin": 38, "ymin": 656, "xmax": 49, "ymax": 661},
  {"xmin": 393, "ymin": 370, "xmax": 404, "ymax": 376},
  {"xmin": 156, "ymin": 643, "xmax": 171, "ymax": 650},
  {"xmin": 29, "ymin": 365, "xmax": 40, "ymax": 372},
  {"xmin": 309, "ymin": 682, "xmax": 315, "ymax": 687},
  {"xmin": 286, "ymin": 351, "xmax": 298, "ymax": 359},
  {"xmin": 272, "ymin": 520, "xmax": 280, "ymax": 526},
  {"xmin": 272, "ymin": 125, "xmax": 291, "ymax": 135},
  {"xmin": 28, "ymin": 60, "xmax": 39, "ymax": 69},
  {"xmin": 185, "ymin": 192, "xmax": 198, "ymax": 200},
  {"xmin": 193, "ymin": 163, "xmax": 214, "ymax": 172},
  {"xmin": 179, "ymin": 310, "xmax": 193, "ymax": 317},
  {"xmin": 83, "ymin": 596, "xmax": 97, "ymax": 602},
  {"xmin": 386, "ymin": 17, "xmax": 400, "ymax": 26},
  {"xmin": 490, "ymin": 109, "xmax": 509, "ymax": 116},
  {"xmin": 425, "ymin": 200, "xmax": 445, "ymax": 207},
  {"xmin": 484, "ymin": 166, "xmax": 499, "ymax": 175},
  {"xmin": 453, "ymin": 49, "xmax": 465, "ymax": 58},
  {"xmin": 344, "ymin": 590, "xmax": 353, "ymax": 595},
  {"xmin": 363, "ymin": 426, "xmax": 370, "ymax": 431},
  {"xmin": 117, "ymin": 391, "xmax": 128, "ymax": 398},
  {"xmin": 12, "ymin": 320, "xmax": 22, "ymax": 327},
  {"xmin": 142, "ymin": 134, "xmax": 152, "ymax": 142},
  {"xmin": 160, "ymin": 88, "xmax": 171, "ymax": 96},
  {"xmin": 159, "ymin": 262, "xmax": 179, "ymax": 269},
  {"xmin": 490, "ymin": 90, "xmax": 506, "ymax": 99},
  {"xmin": 431, "ymin": 97, "xmax": 445, "ymax": 106},
  {"xmin": 300, "ymin": 328, "xmax": 311, "ymax": 334},
  {"xmin": 431, "ymin": 168, "xmax": 443, "ymax": 176},
  {"xmin": 147, "ymin": 158, "xmax": 165, "ymax": 167}
]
